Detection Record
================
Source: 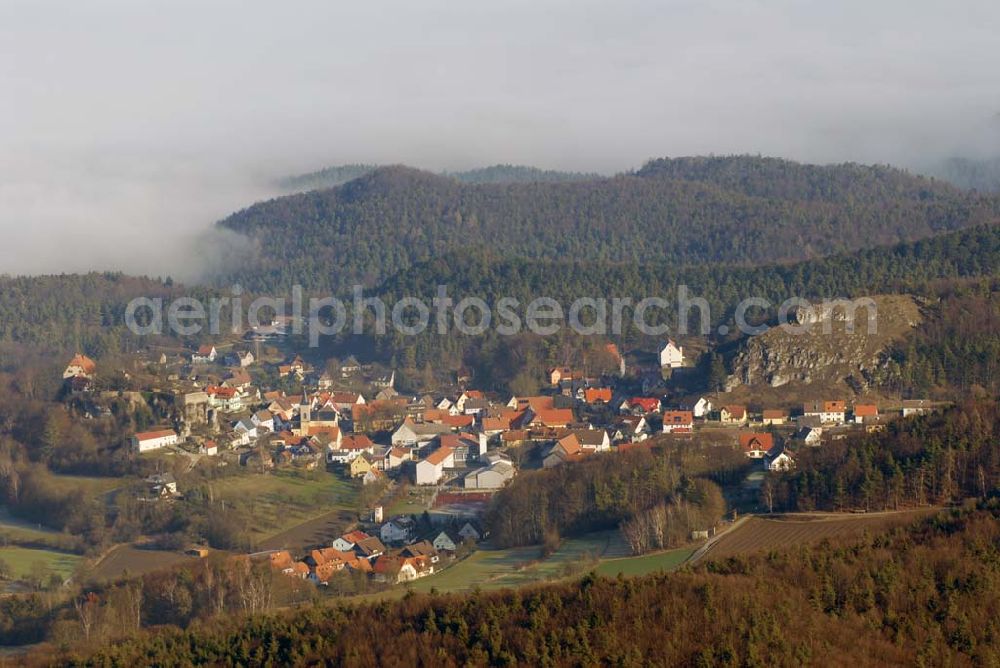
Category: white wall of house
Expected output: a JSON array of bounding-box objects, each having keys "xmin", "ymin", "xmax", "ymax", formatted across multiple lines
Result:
[
  {"xmin": 415, "ymin": 459, "xmax": 444, "ymax": 485},
  {"xmin": 132, "ymin": 432, "xmax": 178, "ymax": 453}
]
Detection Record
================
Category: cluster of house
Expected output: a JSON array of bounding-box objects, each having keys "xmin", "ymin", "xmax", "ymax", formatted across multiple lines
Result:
[
  {"xmin": 267, "ymin": 520, "xmax": 482, "ymax": 585},
  {"xmin": 66, "ymin": 339, "xmax": 934, "ymax": 489}
]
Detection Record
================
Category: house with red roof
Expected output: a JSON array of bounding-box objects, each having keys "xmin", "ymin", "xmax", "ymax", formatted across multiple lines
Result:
[
  {"xmin": 131, "ymin": 429, "xmax": 179, "ymax": 453},
  {"xmin": 543, "ymin": 433, "xmax": 588, "ymax": 468},
  {"xmin": 739, "ymin": 432, "xmax": 774, "ymax": 459},
  {"xmin": 63, "ymin": 353, "xmax": 97, "ymax": 380},
  {"xmin": 662, "ymin": 411, "xmax": 694, "ymax": 434},
  {"xmin": 528, "ymin": 408, "xmax": 575, "ymax": 428},
  {"xmin": 762, "ymin": 409, "xmax": 788, "ymax": 426},
  {"xmin": 853, "ymin": 403, "xmax": 878, "ymax": 423},
  {"xmin": 191, "ymin": 345, "xmax": 217, "ymax": 364},
  {"xmin": 720, "ymin": 405, "xmax": 748, "ymax": 425},
  {"xmin": 415, "ymin": 446, "xmax": 454, "ymax": 485},
  {"xmin": 623, "ymin": 397, "xmax": 661, "ymax": 415},
  {"xmin": 584, "ymin": 387, "xmax": 613, "ymax": 404}
]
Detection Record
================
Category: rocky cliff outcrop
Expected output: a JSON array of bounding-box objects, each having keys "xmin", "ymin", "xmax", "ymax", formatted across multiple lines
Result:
[{"xmin": 726, "ymin": 295, "xmax": 923, "ymax": 392}]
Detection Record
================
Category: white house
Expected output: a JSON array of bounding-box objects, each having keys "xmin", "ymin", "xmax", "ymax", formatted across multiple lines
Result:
[
  {"xmin": 384, "ymin": 447, "xmax": 410, "ymax": 470},
  {"xmin": 765, "ymin": 444, "xmax": 795, "ymax": 471},
  {"xmin": 191, "ymin": 345, "xmax": 217, "ymax": 364},
  {"xmin": 662, "ymin": 411, "xmax": 694, "ymax": 434},
  {"xmin": 224, "ymin": 350, "xmax": 254, "ymax": 367},
  {"xmin": 415, "ymin": 447, "xmax": 454, "ymax": 485},
  {"xmin": 571, "ymin": 429, "xmax": 612, "ymax": 452},
  {"xmin": 797, "ymin": 426, "xmax": 823, "ymax": 446},
  {"xmin": 252, "ymin": 410, "xmax": 275, "ymax": 432},
  {"xmin": 379, "ymin": 517, "xmax": 415, "ymax": 544},
  {"xmin": 392, "ymin": 419, "xmax": 451, "ymax": 447},
  {"xmin": 327, "ymin": 449, "xmax": 360, "ymax": 464},
  {"xmin": 659, "ymin": 340, "xmax": 684, "ymax": 368},
  {"xmin": 132, "ymin": 429, "xmax": 179, "ymax": 453},
  {"xmin": 902, "ymin": 399, "xmax": 931, "ymax": 417},
  {"xmin": 802, "ymin": 401, "xmax": 846, "ymax": 425},
  {"xmin": 688, "ymin": 397, "xmax": 712, "ymax": 418},
  {"xmin": 431, "ymin": 531, "xmax": 459, "ymax": 552}
]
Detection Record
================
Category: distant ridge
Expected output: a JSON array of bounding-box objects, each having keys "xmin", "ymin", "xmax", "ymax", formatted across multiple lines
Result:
[
  {"xmin": 277, "ymin": 163, "xmax": 601, "ymax": 192},
  {"xmin": 219, "ymin": 156, "xmax": 1000, "ymax": 294}
]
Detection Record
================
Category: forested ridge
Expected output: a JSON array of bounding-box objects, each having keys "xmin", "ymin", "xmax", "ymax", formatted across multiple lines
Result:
[
  {"xmin": 278, "ymin": 163, "xmax": 601, "ymax": 192},
  {"xmin": 218, "ymin": 156, "xmax": 1000, "ymax": 293},
  {"xmin": 771, "ymin": 398, "xmax": 1000, "ymax": 512},
  {"xmin": 43, "ymin": 502, "xmax": 1000, "ymax": 667}
]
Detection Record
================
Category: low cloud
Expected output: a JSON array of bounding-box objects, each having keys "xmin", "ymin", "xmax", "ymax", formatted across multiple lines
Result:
[{"xmin": 1, "ymin": 0, "xmax": 999, "ymax": 279}]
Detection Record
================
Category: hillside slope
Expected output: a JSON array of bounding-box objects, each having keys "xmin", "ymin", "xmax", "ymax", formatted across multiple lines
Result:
[
  {"xmin": 49, "ymin": 503, "xmax": 1000, "ymax": 667},
  {"xmin": 217, "ymin": 156, "xmax": 1000, "ymax": 293}
]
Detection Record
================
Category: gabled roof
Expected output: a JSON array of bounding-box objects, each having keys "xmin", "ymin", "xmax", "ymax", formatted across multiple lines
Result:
[
  {"xmin": 739, "ymin": 432, "xmax": 774, "ymax": 453},
  {"xmin": 354, "ymin": 536, "xmax": 386, "ymax": 556},
  {"xmin": 269, "ymin": 550, "xmax": 294, "ymax": 570},
  {"xmin": 584, "ymin": 388, "xmax": 613, "ymax": 403},
  {"xmin": 134, "ymin": 429, "xmax": 176, "ymax": 441},
  {"xmin": 531, "ymin": 408, "xmax": 574, "ymax": 427},
  {"xmin": 67, "ymin": 353, "xmax": 97, "ymax": 374},
  {"xmin": 570, "ymin": 429, "xmax": 609, "ymax": 446},
  {"xmin": 555, "ymin": 433, "xmax": 581, "ymax": 455},
  {"xmin": 854, "ymin": 404, "xmax": 878, "ymax": 417},
  {"xmin": 628, "ymin": 397, "xmax": 661, "ymax": 412},
  {"xmin": 722, "ymin": 405, "xmax": 747, "ymax": 419},
  {"xmin": 341, "ymin": 530, "xmax": 371, "ymax": 544},
  {"xmin": 439, "ymin": 414, "xmax": 475, "ymax": 429},
  {"xmin": 423, "ymin": 446, "xmax": 454, "ymax": 466},
  {"xmin": 662, "ymin": 411, "xmax": 694, "ymax": 425},
  {"xmin": 515, "ymin": 396, "xmax": 555, "ymax": 412},
  {"xmin": 342, "ymin": 434, "xmax": 374, "ymax": 451}
]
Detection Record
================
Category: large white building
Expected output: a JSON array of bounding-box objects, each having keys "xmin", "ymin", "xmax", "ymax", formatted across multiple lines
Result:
[
  {"xmin": 659, "ymin": 340, "xmax": 684, "ymax": 368},
  {"xmin": 415, "ymin": 447, "xmax": 454, "ymax": 485},
  {"xmin": 131, "ymin": 429, "xmax": 179, "ymax": 453}
]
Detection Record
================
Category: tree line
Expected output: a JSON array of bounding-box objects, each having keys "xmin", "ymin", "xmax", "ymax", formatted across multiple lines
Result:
[
  {"xmin": 36, "ymin": 503, "xmax": 1000, "ymax": 666},
  {"xmin": 766, "ymin": 398, "xmax": 1000, "ymax": 512}
]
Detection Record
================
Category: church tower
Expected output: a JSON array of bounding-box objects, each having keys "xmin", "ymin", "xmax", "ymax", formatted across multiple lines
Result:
[{"xmin": 299, "ymin": 389, "xmax": 312, "ymax": 431}]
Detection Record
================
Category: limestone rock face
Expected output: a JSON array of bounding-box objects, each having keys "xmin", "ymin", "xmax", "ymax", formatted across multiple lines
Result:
[{"xmin": 725, "ymin": 295, "xmax": 923, "ymax": 393}]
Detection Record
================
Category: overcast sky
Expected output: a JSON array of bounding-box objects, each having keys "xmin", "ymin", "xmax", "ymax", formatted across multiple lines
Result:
[{"xmin": 2, "ymin": 0, "xmax": 998, "ymax": 279}]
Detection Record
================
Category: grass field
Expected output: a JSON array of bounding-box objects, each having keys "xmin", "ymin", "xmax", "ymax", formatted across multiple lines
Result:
[
  {"xmin": 50, "ymin": 474, "xmax": 124, "ymax": 498},
  {"xmin": 703, "ymin": 510, "xmax": 938, "ymax": 560},
  {"xmin": 0, "ymin": 547, "xmax": 81, "ymax": 580},
  {"xmin": 408, "ymin": 530, "xmax": 637, "ymax": 594},
  {"xmin": 385, "ymin": 486, "xmax": 434, "ymax": 517},
  {"xmin": 594, "ymin": 548, "xmax": 695, "ymax": 577},
  {"xmin": 206, "ymin": 470, "xmax": 359, "ymax": 548}
]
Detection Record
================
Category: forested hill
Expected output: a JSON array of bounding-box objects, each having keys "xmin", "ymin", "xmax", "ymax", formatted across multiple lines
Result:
[
  {"xmin": 374, "ymin": 223, "xmax": 1000, "ymax": 312},
  {"xmin": 276, "ymin": 163, "xmax": 600, "ymax": 192},
  {"xmin": 218, "ymin": 156, "xmax": 1000, "ymax": 294}
]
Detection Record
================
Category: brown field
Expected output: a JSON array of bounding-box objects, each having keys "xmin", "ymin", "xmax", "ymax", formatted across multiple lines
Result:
[
  {"xmin": 90, "ymin": 544, "xmax": 190, "ymax": 581},
  {"xmin": 257, "ymin": 507, "xmax": 355, "ymax": 553},
  {"xmin": 703, "ymin": 509, "xmax": 939, "ymax": 560}
]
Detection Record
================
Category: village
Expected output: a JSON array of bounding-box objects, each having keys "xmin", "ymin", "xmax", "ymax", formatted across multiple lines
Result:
[{"xmin": 57, "ymin": 332, "xmax": 936, "ymax": 589}]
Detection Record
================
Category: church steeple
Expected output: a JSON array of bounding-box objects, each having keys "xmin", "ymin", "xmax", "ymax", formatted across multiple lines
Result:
[{"xmin": 299, "ymin": 389, "xmax": 311, "ymax": 426}]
